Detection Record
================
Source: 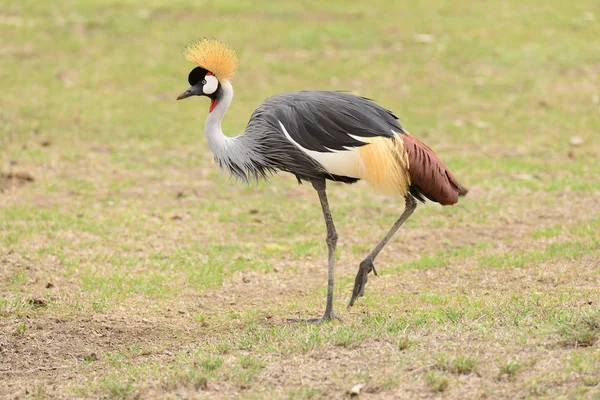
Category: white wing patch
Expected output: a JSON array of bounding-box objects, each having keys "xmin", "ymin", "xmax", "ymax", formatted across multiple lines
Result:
[
  {"xmin": 348, "ymin": 134, "xmax": 367, "ymax": 143},
  {"xmin": 278, "ymin": 121, "xmax": 364, "ymax": 178}
]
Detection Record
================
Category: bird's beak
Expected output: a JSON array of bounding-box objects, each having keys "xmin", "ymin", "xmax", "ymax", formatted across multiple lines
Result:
[
  {"xmin": 177, "ymin": 85, "xmax": 203, "ymax": 101},
  {"xmin": 177, "ymin": 87, "xmax": 194, "ymax": 100}
]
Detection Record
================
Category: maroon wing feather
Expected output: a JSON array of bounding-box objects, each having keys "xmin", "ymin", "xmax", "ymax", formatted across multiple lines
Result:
[{"xmin": 400, "ymin": 134, "xmax": 467, "ymax": 206}]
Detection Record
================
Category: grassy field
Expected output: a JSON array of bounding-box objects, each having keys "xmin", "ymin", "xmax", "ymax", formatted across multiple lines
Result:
[{"xmin": 1, "ymin": 0, "xmax": 600, "ymax": 398}]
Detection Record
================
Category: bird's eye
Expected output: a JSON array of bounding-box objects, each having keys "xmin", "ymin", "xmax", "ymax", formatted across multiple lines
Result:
[
  {"xmin": 188, "ymin": 67, "xmax": 206, "ymax": 86},
  {"xmin": 201, "ymin": 79, "xmax": 207, "ymax": 85}
]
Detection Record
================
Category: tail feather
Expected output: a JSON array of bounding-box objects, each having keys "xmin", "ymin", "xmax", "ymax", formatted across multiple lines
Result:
[
  {"xmin": 356, "ymin": 132, "xmax": 467, "ymax": 205},
  {"xmin": 399, "ymin": 133, "xmax": 465, "ymax": 206}
]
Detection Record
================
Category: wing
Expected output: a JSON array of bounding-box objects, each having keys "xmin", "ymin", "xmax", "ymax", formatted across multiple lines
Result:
[{"xmin": 257, "ymin": 91, "xmax": 405, "ymax": 153}]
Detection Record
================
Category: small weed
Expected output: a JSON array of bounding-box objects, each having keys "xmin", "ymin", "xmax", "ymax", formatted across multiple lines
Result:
[
  {"xmin": 233, "ymin": 355, "xmax": 265, "ymax": 386},
  {"xmin": 199, "ymin": 356, "xmax": 223, "ymax": 371},
  {"xmin": 498, "ymin": 359, "xmax": 521, "ymax": 381},
  {"xmin": 28, "ymin": 384, "xmax": 45, "ymax": 399},
  {"xmin": 227, "ymin": 311, "xmax": 241, "ymax": 320},
  {"xmin": 83, "ymin": 353, "xmax": 98, "ymax": 364},
  {"xmin": 443, "ymin": 307, "xmax": 465, "ymax": 324},
  {"xmin": 215, "ymin": 342, "xmax": 231, "ymax": 354},
  {"xmin": 129, "ymin": 344, "xmax": 142, "ymax": 356},
  {"xmin": 555, "ymin": 311, "xmax": 600, "ymax": 347},
  {"xmin": 583, "ymin": 376, "xmax": 599, "ymax": 387},
  {"xmin": 452, "ymin": 356, "xmax": 477, "ymax": 375},
  {"xmin": 187, "ymin": 368, "xmax": 209, "ymax": 390},
  {"xmin": 528, "ymin": 380, "xmax": 547, "ymax": 396},
  {"xmin": 170, "ymin": 368, "xmax": 209, "ymax": 390},
  {"xmin": 192, "ymin": 312, "xmax": 208, "ymax": 323},
  {"xmin": 397, "ymin": 335, "xmax": 413, "ymax": 351},
  {"xmin": 239, "ymin": 355, "xmax": 264, "ymax": 370},
  {"xmin": 436, "ymin": 354, "xmax": 477, "ymax": 375},
  {"xmin": 15, "ymin": 321, "xmax": 26, "ymax": 336},
  {"xmin": 92, "ymin": 298, "xmax": 107, "ymax": 312},
  {"xmin": 426, "ymin": 372, "xmax": 449, "ymax": 392},
  {"xmin": 99, "ymin": 378, "xmax": 134, "ymax": 399},
  {"xmin": 236, "ymin": 333, "xmax": 255, "ymax": 351}
]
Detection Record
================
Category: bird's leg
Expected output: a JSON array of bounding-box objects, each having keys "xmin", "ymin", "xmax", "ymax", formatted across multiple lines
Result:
[
  {"xmin": 289, "ymin": 179, "xmax": 341, "ymax": 323},
  {"xmin": 348, "ymin": 195, "xmax": 417, "ymax": 307},
  {"xmin": 313, "ymin": 179, "xmax": 342, "ymax": 322}
]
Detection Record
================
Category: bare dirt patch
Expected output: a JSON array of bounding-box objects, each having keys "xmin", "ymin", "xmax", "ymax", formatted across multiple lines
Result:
[
  {"xmin": 0, "ymin": 172, "xmax": 34, "ymax": 192},
  {"xmin": 1, "ymin": 312, "xmax": 199, "ymax": 398}
]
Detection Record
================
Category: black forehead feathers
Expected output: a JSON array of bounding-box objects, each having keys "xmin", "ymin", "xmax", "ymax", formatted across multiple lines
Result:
[{"xmin": 188, "ymin": 66, "xmax": 208, "ymax": 86}]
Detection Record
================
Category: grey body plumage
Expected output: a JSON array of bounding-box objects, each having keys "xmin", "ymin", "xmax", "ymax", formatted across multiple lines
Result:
[{"xmin": 211, "ymin": 88, "xmax": 406, "ymax": 184}]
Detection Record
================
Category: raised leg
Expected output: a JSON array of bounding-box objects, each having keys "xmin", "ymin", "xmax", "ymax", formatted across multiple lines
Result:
[
  {"xmin": 289, "ymin": 178, "xmax": 341, "ymax": 323},
  {"xmin": 348, "ymin": 195, "xmax": 417, "ymax": 307}
]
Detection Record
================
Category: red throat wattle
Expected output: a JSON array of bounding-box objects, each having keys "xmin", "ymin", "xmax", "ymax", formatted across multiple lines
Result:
[{"xmin": 206, "ymin": 72, "xmax": 217, "ymax": 112}]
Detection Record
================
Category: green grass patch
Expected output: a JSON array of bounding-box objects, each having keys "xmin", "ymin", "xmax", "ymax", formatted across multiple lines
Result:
[
  {"xmin": 479, "ymin": 240, "xmax": 599, "ymax": 269},
  {"xmin": 436, "ymin": 354, "xmax": 478, "ymax": 375},
  {"xmin": 498, "ymin": 359, "xmax": 521, "ymax": 382},
  {"xmin": 553, "ymin": 310, "xmax": 600, "ymax": 347},
  {"xmin": 426, "ymin": 371, "xmax": 449, "ymax": 392}
]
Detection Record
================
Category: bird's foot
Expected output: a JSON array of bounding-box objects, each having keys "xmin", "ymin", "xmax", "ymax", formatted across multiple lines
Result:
[
  {"xmin": 348, "ymin": 258, "xmax": 377, "ymax": 307},
  {"xmin": 287, "ymin": 310, "xmax": 343, "ymax": 324}
]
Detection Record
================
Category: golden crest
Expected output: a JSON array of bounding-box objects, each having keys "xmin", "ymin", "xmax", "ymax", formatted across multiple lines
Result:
[{"xmin": 183, "ymin": 38, "xmax": 239, "ymax": 81}]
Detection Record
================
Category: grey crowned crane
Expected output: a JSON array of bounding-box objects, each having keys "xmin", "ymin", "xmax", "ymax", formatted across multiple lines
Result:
[{"xmin": 177, "ymin": 38, "xmax": 467, "ymax": 322}]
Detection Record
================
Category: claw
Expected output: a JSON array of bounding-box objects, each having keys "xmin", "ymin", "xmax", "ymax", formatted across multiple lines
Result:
[
  {"xmin": 287, "ymin": 311, "xmax": 342, "ymax": 324},
  {"xmin": 348, "ymin": 259, "xmax": 376, "ymax": 307}
]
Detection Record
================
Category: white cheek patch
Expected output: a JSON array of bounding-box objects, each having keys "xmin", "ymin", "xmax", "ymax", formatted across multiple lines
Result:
[{"xmin": 203, "ymin": 75, "xmax": 219, "ymax": 94}]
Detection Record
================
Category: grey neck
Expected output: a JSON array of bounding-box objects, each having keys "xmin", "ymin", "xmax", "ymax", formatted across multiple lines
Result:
[
  {"xmin": 205, "ymin": 79, "xmax": 235, "ymax": 153},
  {"xmin": 203, "ymin": 80, "xmax": 261, "ymax": 182}
]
